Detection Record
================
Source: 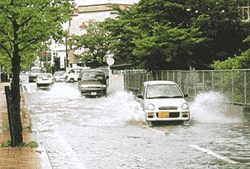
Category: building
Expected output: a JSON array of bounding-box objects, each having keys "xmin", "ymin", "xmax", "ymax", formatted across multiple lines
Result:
[{"xmin": 67, "ymin": 2, "xmax": 137, "ymax": 68}]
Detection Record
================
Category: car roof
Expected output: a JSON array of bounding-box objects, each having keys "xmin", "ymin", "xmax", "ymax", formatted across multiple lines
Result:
[
  {"xmin": 81, "ymin": 69, "xmax": 105, "ymax": 73},
  {"xmin": 39, "ymin": 73, "xmax": 52, "ymax": 75},
  {"xmin": 143, "ymin": 80, "xmax": 177, "ymax": 86}
]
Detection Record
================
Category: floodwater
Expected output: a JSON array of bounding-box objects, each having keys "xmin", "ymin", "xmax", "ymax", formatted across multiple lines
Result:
[{"xmin": 21, "ymin": 75, "xmax": 250, "ymax": 169}]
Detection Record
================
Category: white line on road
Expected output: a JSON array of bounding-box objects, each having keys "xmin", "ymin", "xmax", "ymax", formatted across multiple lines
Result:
[
  {"xmin": 190, "ymin": 145, "xmax": 239, "ymax": 164},
  {"xmin": 53, "ymin": 129, "xmax": 86, "ymax": 169}
]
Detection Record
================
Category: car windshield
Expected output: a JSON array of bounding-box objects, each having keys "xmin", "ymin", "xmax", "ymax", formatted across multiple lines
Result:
[
  {"xmin": 38, "ymin": 74, "xmax": 52, "ymax": 79},
  {"xmin": 32, "ymin": 69, "xmax": 42, "ymax": 73},
  {"xmin": 146, "ymin": 84, "xmax": 183, "ymax": 99},
  {"xmin": 54, "ymin": 71, "xmax": 65, "ymax": 76},
  {"xmin": 81, "ymin": 71, "xmax": 106, "ymax": 83}
]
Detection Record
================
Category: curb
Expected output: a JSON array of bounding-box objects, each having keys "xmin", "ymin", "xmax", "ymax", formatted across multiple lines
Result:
[{"xmin": 21, "ymin": 83, "xmax": 53, "ymax": 169}]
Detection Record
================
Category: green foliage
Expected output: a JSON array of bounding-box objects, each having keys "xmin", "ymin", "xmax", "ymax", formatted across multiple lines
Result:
[
  {"xmin": 211, "ymin": 70, "xmax": 246, "ymax": 103},
  {"xmin": 0, "ymin": 1, "xmax": 74, "ymax": 146},
  {"xmin": 0, "ymin": 140, "xmax": 12, "ymax": 147},
  {"xmin": 212, "ymin": 48, "xmax": 250, "ymax": 69},
  {"xmin": 0, "ymin": 140, "xmax": 38, "ymax": 147},
  {"xmin": 46, "ymin": 64, "xmax": 52, "ymax": 73},
  {"xmin": 69, "ymin": 20, "xmax": 111, "ymax": 67},
  {"xmin": 102, "ymin": 0, "xmax": 250, "ymax": 71}
]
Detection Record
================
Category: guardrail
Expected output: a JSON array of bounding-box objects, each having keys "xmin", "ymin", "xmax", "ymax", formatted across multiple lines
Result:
[{"xmin": 124, "ymin": 69, "xmax": 250, "ymax": 106}]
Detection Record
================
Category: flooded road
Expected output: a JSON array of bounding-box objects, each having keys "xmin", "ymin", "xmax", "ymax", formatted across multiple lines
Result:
[{"xmin": 21, "ymin": 75, "xmax": 250, "ymax": 169}]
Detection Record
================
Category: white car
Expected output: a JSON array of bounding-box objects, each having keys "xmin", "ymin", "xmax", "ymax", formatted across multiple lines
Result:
[
  {"xmin": 36, "ymin": 73, "xmax": 54, "ymax": 88},
  {"xmin": 53, "ymin": 71, "xmax": 65, "ymax": 82},
  {"xmin": 137, "ymin": 81, "xmax": 190, "ymax": 126},
  {"xmin": 64, "ymin": 67, "xmax": 90, "ymax": 83}
]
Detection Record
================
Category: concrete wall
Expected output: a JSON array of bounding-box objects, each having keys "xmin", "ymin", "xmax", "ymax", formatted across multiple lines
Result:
[
  {"xmin": 225, "ymin": 104, "xmax": 250, "ymax": 122},
  {"xmin": 108, "ymin": 74, "xmax": 124, "ymax": 93}
]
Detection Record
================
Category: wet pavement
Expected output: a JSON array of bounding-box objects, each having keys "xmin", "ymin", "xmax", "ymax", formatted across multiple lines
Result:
[{"xmin": 21, "ymin": 74, "xmax": 250, "ymax": 169}]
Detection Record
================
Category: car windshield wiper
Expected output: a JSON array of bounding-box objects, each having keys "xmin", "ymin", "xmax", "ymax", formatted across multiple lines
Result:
[
  {"xmin": 170, "ymin": 96, "xmax": 183, "ymax": 98},
  {"xmin": 147, "ymin": 96, "xmax": 172, "ymax": 99},
  {"xmin": 147, "ymin": 95, "xmax": 183, "ymax": 99}
]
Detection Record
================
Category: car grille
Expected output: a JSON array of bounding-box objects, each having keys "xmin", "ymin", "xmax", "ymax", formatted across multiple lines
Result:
[
  {"xmin": 158, "ymin": 106, "xmax": 178, "ymax": 110},
  {"xmin": 156, "ymin": 112, "xmax": 180, "ymax": 118}
]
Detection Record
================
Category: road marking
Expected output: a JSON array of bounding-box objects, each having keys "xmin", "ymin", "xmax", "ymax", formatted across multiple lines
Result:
[
  {"xmin": 53, "ymin": 129, "xmax": 86, "ymax": 169},
  {"xmin": 190, "ymin": 145, "xmax": 239, "ymax": 164}
]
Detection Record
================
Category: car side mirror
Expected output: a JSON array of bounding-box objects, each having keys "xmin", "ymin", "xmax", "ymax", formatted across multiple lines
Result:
[
  {"xmin": 184, "ymin": 94, "xmax": 189, "ymax": 98},
  {"xmin": 137, "ymin": 94, "xmax": 143, "ymax": 99}
]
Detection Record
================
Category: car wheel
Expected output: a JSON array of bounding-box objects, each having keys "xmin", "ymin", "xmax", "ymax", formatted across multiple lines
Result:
[
  {"xmin": 70, "ymin": 78, "xmax": 74, "ymax": 83},
  {"xmin": 147, "ymin": 121, "xmax": 154, "ymax": 127}
]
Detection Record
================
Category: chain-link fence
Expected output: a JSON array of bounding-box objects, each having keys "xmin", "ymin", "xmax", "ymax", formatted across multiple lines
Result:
[{"xmin": 124, "ymin": 69, "xmax": 250, "ymax": 105}]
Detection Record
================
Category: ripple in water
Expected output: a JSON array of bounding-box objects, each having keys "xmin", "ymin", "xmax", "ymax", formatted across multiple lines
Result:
[{"xmin": 190, "ymin": 91, "xmax": 241, "ymax": 124}]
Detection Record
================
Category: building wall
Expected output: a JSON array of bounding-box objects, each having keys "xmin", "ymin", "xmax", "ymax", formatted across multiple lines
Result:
[{"xmin": 68, "ymin": 3, "xmax": 134, "ymax": 67}]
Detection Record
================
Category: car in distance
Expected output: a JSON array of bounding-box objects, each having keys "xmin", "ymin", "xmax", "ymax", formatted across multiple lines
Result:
[
  {"xmin": 29, "ymin": 67, "xmax": 43, "ymax": 82},
  {"xmin": 64, "ymin": 67, "xmax": 90, "ymax": 83},
  {"xmin": 78, "ymin": 69, "xmax": 107, "ymax": 97},
  {"xmin": 53, "ymin": 71, "xmax": 65, "ymax": 82},
  {"xmin": 137, "ymin": 81, "xmax": 190, "ymax": 126},
  {"xmin": 36, "ymin": 73, "xmax": 54, "ymax": 88}
]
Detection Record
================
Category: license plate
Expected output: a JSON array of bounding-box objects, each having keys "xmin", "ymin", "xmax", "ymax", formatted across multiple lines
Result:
[
  {"xmin": 91, "ymin": 92, "xmax": 97, "ymax": 95},
  {"xmin": 158, "ymin": 112, "xmax": 169, "ymax": 118}
]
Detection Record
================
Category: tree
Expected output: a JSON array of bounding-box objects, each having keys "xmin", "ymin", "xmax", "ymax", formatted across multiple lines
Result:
[
  {"xmin": 53, "ymin": 56, "xmax": 61, "ymax": 72},
  {"xmin": 0, "ymin": 0, "xmax": 74, "ymax": 146},
  {"xmin": 69, "ymin": 20, "xmax": 111, "ymax": 68},
  {"xmin": 103, "ymin": 0, "xmax": 250, "ymax": 73}
]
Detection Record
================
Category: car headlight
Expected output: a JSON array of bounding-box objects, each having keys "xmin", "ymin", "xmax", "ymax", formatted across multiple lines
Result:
[
  {"xmin": 147, "ymin": 103, "xmax": 155, "ymax": 110},
  {"xmin": 181, "ymin": 103, "xmax": 189, "ymax": 110}
]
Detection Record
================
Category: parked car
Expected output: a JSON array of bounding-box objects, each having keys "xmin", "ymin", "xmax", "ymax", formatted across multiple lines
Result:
[
  {"xmin": 78, "ymin": 69, "xmax": 107, "ymax": 97},
  {"xmin": 53, "ymin": 71, "xmax": 65, "ymax": 82},
  {"xmin": 29, "ymin": 67, "xmax": 43, "ymax": 82},
  {"xmin": 137, "ymin": 81, "xmax": 190, "ymax": 126},
  {"xmin": 36, "ymin": 73, "xmax": 54, "ymax": 88}
]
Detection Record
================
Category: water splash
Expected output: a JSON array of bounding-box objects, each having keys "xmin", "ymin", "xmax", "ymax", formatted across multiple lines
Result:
[
  {"xmin": 190, "ymin": 91, "xmax": 241, "ymax": 124},
  {"xmin": 45, "ymin": 83, "xmax": 81, "ymax": 98},
  {"xmin": 84, "ymin": 90, "xmax": 145, "ymax": 126}
]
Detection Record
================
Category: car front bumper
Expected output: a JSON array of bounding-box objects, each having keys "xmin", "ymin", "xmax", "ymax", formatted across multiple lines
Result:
[
  {"xmin": 145, "ymin": 110, "xmax": 190, "ymax": 121},
  {"xmin": 37, "ymin": 82, "xmax": 53, "ymax": 87},
  {"xmin": 80, "ymin": 88, "xmax": 106, "ymax": 96}
]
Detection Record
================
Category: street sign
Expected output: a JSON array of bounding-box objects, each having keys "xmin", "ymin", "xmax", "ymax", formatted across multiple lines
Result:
[{"xmin": 107, "ymin": 57, "xmax": 114, "ymax": 65}]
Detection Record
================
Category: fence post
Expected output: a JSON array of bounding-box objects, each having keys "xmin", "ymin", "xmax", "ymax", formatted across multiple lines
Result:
[
  {"xmin": 232, "ymin": 70, "xmax": 234, "ymax": 102},
  {"xmin": 173, "ymin": 71, "xmax": 175, "ymax": 82},
  {"xmin": 212, "ymin": 71, "xmax": 214, "ymax": 91},
  {"xmin": 244, "ymin": 70, "xmax": 247, "ymax": 104},
  {"xmin": 4, "ymin": 86, "xmax": 15, "ymax": 146},
  {"xmin": 203, "ymin": 70, "xmax": 205, "ymax": 92},
  {"xmin": 221, "ymin": 71, "xmax": 223, "ymax": 93}
]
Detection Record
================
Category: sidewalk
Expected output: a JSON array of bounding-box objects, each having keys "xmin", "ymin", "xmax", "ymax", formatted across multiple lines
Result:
[{"xmin": 0, "ymin": 82, "xmax": 41, "ymax": 169}]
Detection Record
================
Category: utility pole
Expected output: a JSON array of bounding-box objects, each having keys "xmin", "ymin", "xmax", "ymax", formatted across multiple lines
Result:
[{"xmin": 65, "ymin": 31, "xmax": 68, "ymax": 69}]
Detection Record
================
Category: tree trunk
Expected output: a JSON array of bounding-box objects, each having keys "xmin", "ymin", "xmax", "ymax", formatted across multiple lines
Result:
[
  {"xmin": 10, "ymin": 44, "xmax": 23, "ymax": 146},
  {"xmin": 152, "ymin": 70, "xmax": 161, "ymax": 80}
]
